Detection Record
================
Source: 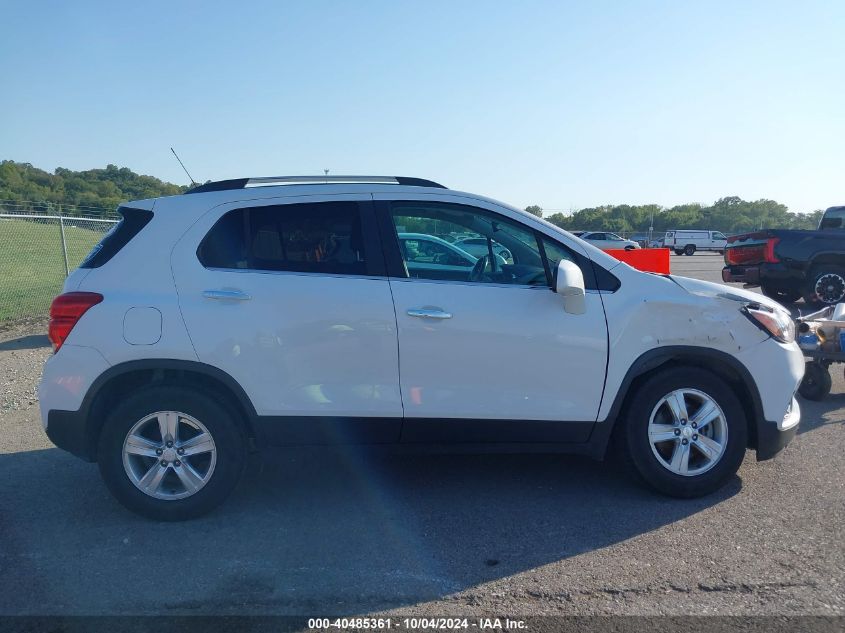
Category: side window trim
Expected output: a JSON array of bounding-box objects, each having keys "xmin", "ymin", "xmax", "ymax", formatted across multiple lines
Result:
[
  {"xmin": 535, "ymin": 232, "xmax": 555, "ymax": 288},
  {"xmin": 358, "ymin": 199, "xmax": 387, "ymax": 277},
  {"xmin": 374, "ymin": 200, "xmax": 410, "ymax": 278}
]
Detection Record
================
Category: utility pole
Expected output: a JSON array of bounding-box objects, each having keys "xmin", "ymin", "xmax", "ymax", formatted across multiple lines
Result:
[{"xmin": 649, "ymin": 208, "xmax": 655, "ymax": 244}]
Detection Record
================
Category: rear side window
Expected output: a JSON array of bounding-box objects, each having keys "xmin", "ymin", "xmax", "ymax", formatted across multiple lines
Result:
[
  {"xmin": 80, "ymin": 206, "xmax": 153, "ymax": 268},
  {"xmin": 198, "ymin": 201, "xmax": 372, "ymax": 276}
]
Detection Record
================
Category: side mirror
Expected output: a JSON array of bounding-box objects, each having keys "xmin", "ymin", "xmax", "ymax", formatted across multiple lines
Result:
[{"xmin": 554, "ymin": 260, "xmax": 586, "ymax": 315}]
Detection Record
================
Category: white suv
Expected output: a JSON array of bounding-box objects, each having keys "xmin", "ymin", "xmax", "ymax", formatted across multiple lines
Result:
[{"xmin": 39, "ymin": 176, "xmax": 803, "ymax": 520}]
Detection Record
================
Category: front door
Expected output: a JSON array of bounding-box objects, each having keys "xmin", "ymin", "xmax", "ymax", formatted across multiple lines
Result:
[{"xmin": 376, "ymin": 197, "xmax": 609, "ymax": 443}]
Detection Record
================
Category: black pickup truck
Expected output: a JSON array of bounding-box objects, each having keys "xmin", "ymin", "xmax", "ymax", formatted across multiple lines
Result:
[{"xmin": 722, "ymin": 206, "xmax": 845, "ymax": 305}]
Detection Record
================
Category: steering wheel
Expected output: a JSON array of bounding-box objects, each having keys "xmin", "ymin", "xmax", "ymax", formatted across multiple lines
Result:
[{"xmin": 470, "ymin": 254, "xmax": 496, "ymax": 282}]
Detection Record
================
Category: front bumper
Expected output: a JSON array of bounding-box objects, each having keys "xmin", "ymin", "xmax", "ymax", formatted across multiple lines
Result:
[
  {"xmin": 735, "ymin": 337, "xmax": 803, "ymax": 461},
  {"xmin": 755, "ymin": 397, "xmax": 800, "ymax": 461}
]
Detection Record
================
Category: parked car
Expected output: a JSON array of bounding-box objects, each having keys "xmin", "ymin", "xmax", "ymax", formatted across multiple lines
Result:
[
  {"xmin": 722, "ymin": 205, "xmax": 845, "ymax": 305},
  {"xmin": 452, "ymin": 236, "xmax": 512, "ymax": 262},
  {"xmin": 398, "ymin": 232, "xmax": 477, "ymax": 279},
  {"xmin": 664, "ymin": 230, "xmax": 727, "ymax": 256},
  {"xmin": 40, "ymin": 175, "xmax": 802, "ymax": 520},
  {"xmin": 577, "ymin": 231, "xmax": 640, "ymax": 251}
]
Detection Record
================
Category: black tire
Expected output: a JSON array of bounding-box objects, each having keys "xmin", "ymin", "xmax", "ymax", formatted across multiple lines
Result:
[
  {"xmin": 97, "ymin": 385, "xmax": 247, "ymax": 521},
  {"xmin": 761, "ymin": 285, "xmax": 801, "ymax": 305},
  {"xmin": 684, "ymin": 244, "xmax": 696, "ymax": 256},
  {"xmin": 798, "ymin": 362, "xmax": 831, "ymax": 401},
  {"xmin": 674, "ymin": 249, "xmax": 684, "ymax": 256},
  {"xmin": 619, "ymin": 367, "xmax": 747, "ymax": 498},
  {"xmin": 624, "ymin": 245, "xmax": 636, "ymax": 251},
  {"xmin": 803, "ymin": 265, "xmax": 845, "ymax": 307}
]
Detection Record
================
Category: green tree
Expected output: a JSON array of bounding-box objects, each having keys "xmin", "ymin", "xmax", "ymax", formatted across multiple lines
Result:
[
  {"xmin": 0, "ymin": 160, "xmax": 186, "ymax": 218},
  {"xmin": 525, "ymin": 205, "xmax": 543, "ymax": 218}
]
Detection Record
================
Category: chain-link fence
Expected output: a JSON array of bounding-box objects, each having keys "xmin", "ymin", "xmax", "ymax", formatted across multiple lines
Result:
[{"xmin": 0, "ymin": 213, "xmax": 118, "ymax": 324}]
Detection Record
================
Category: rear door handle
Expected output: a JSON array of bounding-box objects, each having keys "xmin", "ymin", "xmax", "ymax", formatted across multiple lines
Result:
[
  {"xmin": 407, "ymin": 308, "xmax": 452, "ymax": 319},
  {"xmin": 203, "ymin": 289, "xmax": 251, "ymax": 301}
]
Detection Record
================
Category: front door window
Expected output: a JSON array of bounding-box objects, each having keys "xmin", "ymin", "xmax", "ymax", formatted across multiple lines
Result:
[{"xmin": 390, "ymin": 202, "xmax": 549, "ymax": 287}]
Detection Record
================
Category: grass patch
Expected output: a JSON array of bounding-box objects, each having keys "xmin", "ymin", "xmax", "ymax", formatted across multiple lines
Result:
[{"xmin": 0, "ymin": 218, "xmax": 111, "ymax": 322}]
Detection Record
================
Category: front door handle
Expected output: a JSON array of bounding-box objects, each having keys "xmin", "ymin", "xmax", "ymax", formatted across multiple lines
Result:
[
  {"xmin": 407, "ymin": 308, "xmax": 452, "ymax": 319},
  {"xmin": 203, "ymin": 289, "xmax": 251, "ymax": 301}
]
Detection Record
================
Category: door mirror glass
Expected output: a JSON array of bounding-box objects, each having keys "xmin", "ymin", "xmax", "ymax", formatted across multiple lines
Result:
[{"xmin": 555, "ymin": 260, "xmax": 586, "ymax": 314}]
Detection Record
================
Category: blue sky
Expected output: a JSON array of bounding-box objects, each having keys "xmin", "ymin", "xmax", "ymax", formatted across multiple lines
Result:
[{"xmin": 1, "ymin": 1, "xmax": 843, "ymax": 213}]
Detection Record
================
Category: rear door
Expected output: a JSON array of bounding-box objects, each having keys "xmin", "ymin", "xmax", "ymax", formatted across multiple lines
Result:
[
  {"xmin": 171, "ymin": 195, "xmax": 403, "ymax": 444},
  {"xmin": 374, "ymin": 195, "xmax": 610, "ymax": 443}
]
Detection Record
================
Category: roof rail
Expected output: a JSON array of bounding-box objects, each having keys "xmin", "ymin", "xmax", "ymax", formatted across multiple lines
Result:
[{"xmin": 185, "ymin": 175, "xmax": 447, "ymax": 194}]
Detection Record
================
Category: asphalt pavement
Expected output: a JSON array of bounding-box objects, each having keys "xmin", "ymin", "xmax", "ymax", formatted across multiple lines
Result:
[{"xmin": 0, "ymin": 253, "xmax": 842, "ymax": 617}]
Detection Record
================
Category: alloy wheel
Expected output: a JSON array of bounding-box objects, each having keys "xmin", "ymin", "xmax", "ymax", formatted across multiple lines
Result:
[
  {"xmin": 122, "ymin": 411, "xmax": 217, "ymax": 500},
  {"xmin": 647, "ymin": 389, "xmax": 728, "ymax": 477},
  {"xmin": 813, "ymin": 273, "xmax": 845, "ymax": 305}
]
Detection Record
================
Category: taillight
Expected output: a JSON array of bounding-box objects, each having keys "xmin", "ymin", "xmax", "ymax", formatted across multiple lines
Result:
[
  {"xmin": 726, "ymin": 244, "xmax": 764, "ymax": 265},
  {"xmin": 48, "ymin": 292, "xmax": 103, "ymax": 352},
  {"xmin": 764, "ymin": 238, "xmax": 780, "ymax": 263},
  {"xmin": 724, "ymin": 236, "xmax": 780, "ymax": 265}
]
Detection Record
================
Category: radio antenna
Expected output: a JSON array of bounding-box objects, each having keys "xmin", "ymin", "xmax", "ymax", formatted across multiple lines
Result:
[{"xmin": 170, "ymin": 147, "xmax": 198, "ymax": 186}]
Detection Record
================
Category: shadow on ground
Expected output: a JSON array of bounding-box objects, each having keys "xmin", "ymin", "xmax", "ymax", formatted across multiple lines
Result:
[
  {"xmin": 0, "ymin": 445, "xmax": 741, "ymax": 615},
  {"xmin": 0, "ymin": 334, "xmax": 49, "ymax": 351}
]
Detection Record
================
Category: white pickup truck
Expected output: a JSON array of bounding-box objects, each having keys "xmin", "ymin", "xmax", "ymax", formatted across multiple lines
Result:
[{"xmin": 664, "ymin": 230, "xmax": 728, "ymax": 256}]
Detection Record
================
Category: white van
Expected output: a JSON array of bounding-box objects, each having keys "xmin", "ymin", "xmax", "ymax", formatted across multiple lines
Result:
[{"xmin": 664, "ymin": 230, "xmax": 727, "ymax": 256}]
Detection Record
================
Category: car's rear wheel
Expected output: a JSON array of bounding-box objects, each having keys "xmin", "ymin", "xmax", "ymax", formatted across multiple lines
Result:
[
  {"xmin": 803, "ymin": 266, "xmax": 845, "ymax": 307},
  {"xmin": 684, "ymin": 244, "xmax": 696, "ymax": 256},
  {"xmin": 97, "ymin": 385, "xmax": 247, "ymax": 521},
  {"xmin": 620, "ymin": 367, "xmax": 747, "ymax": 497}
]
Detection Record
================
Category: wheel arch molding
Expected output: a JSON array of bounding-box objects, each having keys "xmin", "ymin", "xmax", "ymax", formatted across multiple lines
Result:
[
  {"xmin": 590, "ymin": 346, "xmax": 765, "ymax": 457},
  {"xmin": 66, "ymin": 359, "xmax": 259, "ymax": 462}
]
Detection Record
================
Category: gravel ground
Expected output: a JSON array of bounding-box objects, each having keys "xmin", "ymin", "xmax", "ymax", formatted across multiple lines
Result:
[{"xmin": 0, "ymin": 254, "xmax": 843, "ymax": 617}]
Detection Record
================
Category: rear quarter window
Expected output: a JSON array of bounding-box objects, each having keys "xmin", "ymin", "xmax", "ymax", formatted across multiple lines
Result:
[{"xmin": 80, "ymin": 206, "xmax": 153, "ymax": 268}]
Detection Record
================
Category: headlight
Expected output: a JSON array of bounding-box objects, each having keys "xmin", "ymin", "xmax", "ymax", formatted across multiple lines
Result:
[{"xmin": 743, "ymin": 305, "xmax": 795, "ymax": 343}]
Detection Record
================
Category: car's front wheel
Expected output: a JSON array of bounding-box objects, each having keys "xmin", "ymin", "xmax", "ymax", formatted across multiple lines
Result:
[
  {"xmin": 620, "ymin": 367, "xmax": 747, "ymax": 497},
  {"xmin": 97, "ymin": 385, "xmax": 247, "ymax": 521}
]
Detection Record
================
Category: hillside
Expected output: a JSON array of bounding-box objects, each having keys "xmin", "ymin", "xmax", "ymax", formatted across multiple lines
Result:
[{"xmin": 0, "ymin": 160, "xmax": 186, "ymax": 218}]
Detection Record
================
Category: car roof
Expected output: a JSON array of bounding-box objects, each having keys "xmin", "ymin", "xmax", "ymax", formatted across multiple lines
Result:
[{"xmin": 397, "ymin": 232, "xmax": 454, "ymax": 245}]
